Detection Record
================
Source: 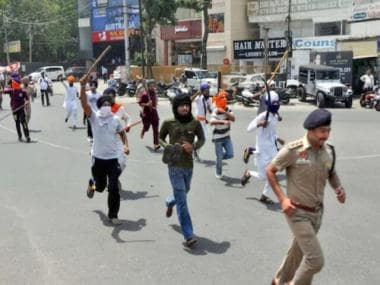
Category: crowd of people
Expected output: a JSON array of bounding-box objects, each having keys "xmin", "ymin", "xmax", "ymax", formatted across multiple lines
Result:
[{"xmin": 0, "ymin": 69, "xmax": 347, "ymax": 285}]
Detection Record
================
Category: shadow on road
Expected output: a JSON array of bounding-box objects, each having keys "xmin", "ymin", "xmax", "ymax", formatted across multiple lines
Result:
[
  {"xmin": 120, "ymin": 189, "xmax": 159, "ymax": 201},
  {"xmin": 145, "ymin": 145, "xmax": 163, "ymax": 154},
  {"xmin": 170, "ymin": 224, "xmax": 231, "ymax": 255},
  {"xmin": 246, "ymin": 197, "xmax": 281, "ymax": 212},
  {"xmin": 221, "ymin": 175, "xmax": 243, "ymax": 188},
  {"xmin": 93, "ymin": 210, "xmax": 150, "ymax": 243}
]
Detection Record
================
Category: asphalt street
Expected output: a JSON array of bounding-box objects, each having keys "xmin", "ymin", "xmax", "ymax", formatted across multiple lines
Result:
[{"xmin": 0, "ymin": 82, "xmax": 379, "ymax": 285}]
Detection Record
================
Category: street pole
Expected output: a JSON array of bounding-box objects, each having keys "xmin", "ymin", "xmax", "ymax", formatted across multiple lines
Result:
[
  {"xmin": 138, "ymin": 0, "xmax": 145, "ymax": 78},
  {"xmin": 123, "ymin": 0, "xmax": 130, "ymax": 79},
  {"xmin": 285, "ymin": 0, "xmax": 292, "ymax": 80},
  {"xmin": 263, "ymin": 27, "xmax": 270, "ymax": 80},
  {"xmin": 3, "ymin": 15, "xmax": 10, "ymax": 66},
  {"xmin": 29, "ymin": 24, "xmax": 33, "ymax": 63}
]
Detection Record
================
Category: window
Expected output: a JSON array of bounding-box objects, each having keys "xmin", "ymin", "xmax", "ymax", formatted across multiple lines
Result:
[
  {"xmin": 299, "ymin": 68, "xmax": 308, "ymax": 83},
  {"xmin": 185, "ymin": 71, "xmax": 195, "ymax": 79},
  {"xmin": 309, "ymin": 70, "xmax": 315, "ymax": 81},
  {"xmin": 315, "ymin": 22, "xmax": 342, "ymax": 36}
]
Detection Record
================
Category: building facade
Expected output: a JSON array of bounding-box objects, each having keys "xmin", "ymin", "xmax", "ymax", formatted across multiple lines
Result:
[{"xmin": 245, "ymin": 0, "xmax": 380, "ymax": 91}]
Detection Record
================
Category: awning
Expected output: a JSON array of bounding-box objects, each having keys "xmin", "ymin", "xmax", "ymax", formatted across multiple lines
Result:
[{"xmin": 339, "ymin": 40, "xmax": 377, "ymax": 59}]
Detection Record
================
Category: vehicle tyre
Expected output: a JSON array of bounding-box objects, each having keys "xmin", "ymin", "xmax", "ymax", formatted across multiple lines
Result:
[
  {"xmin": 281, "ymin": 95, "xmax": 290, "ymax": 105},
  {"xmin": 359, "ymin": 96, "xmax": 366, "ymax": 107},
  {"xmin": 57, "ymin": 75, "xmax": 63, "ymax": 81},
  {"xmin": 345, "ymin": 97, "xmax": 353, "ymax": 108},
  {"xmin": 297, "ymin": 87, "xmax": 306, "ymax": 102},
  {"xmin": 316, "ymin": 92, "xmax": 325, "ymax": 108},
  {"xmin": 375, "ymin": 103, "xmax": 380, "ymax": 112}
]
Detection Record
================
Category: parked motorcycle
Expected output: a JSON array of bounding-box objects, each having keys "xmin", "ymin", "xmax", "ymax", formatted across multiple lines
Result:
[
  {"xmin": 373, "ymin": 93, "xmax": 380, "ymax": 111},
  {"xmin": 236, "ymin": 83, "xmax": 261, "ymax": 106},
  {"xmin": 359, "ymin": 90, "xmax": 376, "ymax": 108},
  {"xmin": 156, "ymin": 82, "xmax": 172, "ymax": 98},
  {"xmin": 126, "ymin": 80, "xmax": 136, "ymax": 97}
]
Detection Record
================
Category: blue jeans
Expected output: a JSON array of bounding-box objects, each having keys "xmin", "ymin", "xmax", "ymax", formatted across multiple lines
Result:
[
  {"xmin": 166, "ymin": 167, "xmax": 194, "ymax": 240},
  {"xmin": 214, "ymin": 136, "xmax": 234, "ymax": 176}
]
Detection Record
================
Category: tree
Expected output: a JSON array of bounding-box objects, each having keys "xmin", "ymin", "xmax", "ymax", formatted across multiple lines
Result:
[
  {"xmin": 177, "ymin": 0, "xmax": 212, "ymax": 69},
  {"xmin": 141, "ymin": 0, "xmax": 177, "ymax": 77},
  {"xmin": 0, "ymin": 0, "xmax": 78, "ymax": 64}
]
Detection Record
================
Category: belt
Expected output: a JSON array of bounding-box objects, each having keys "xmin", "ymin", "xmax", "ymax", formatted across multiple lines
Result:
[{"xmin": 291, "ymin": 200, "xmax": 323, "ymax": 213}]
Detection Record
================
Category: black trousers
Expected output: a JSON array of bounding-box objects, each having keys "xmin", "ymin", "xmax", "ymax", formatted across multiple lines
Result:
[
  {"xmin": 91, "ymin": 157, "xmax": 121, "ymax": 219},
  {"xmin": 87, "ymin": 118, "xmax": 93, "ymax": 138},
  {"xmin": 41, "ymin": 89, "xmax": 50, "ymax": 106},
  {"xmin": 13, "ymin": 109, "xmax": 30, "ymax": 139}
]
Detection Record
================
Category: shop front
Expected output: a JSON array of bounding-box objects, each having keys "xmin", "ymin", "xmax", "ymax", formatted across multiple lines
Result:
[
  {"xmin": 338, "ymin": 39, "xmax": 378, "ymax": 93},
  {"xmin": 160, "ymin": 20, "xmax": 202, "ymax": 66}
]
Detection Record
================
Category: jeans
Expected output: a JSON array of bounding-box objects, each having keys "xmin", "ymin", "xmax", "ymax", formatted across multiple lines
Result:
[
  {"xmin": 166, "ymin": 167, "xmax": 194, "ymax": 240},
  {"xmin": 41, "ymin": 89, "xmax": 50, "ymax": 106},
  {"xmin": 214, "ymin": 136, "xmax": 234, "ymax": 176},
  {"xmin": 13, "ymin": 109, "xmax": 30, "ymax": 140},
  {"xmin": 91, "ymin": 157, "xmax": 122, "ymax": 219}
]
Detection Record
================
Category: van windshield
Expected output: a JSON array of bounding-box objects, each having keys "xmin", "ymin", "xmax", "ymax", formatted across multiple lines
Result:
[
  {"xmin": 196, "ymin": 71, "xmax": 209, "ymax": 79},
  {"xmin": 316, "ymin": 70, "xmax": 339, "ymax": 80}
]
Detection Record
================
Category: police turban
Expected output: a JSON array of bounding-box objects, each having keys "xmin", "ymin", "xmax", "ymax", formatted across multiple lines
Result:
[{"xmin": 303, "ymin": 109, "xmax": 332, "ymax": 130}]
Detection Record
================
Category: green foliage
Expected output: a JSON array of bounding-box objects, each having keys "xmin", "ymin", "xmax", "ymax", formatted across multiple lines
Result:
[{"xmin": 0, "ymin": 0, "xmax": 78, "ymax": 64}]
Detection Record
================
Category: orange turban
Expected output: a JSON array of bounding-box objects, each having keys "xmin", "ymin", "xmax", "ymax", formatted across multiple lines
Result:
[
  {"xmin": 213, "ymin": 90, "xmax": 228, "ymax": 110},
  {"xmin": 67, "ymin": 75, "xmax": 75, "ymax": 83}
]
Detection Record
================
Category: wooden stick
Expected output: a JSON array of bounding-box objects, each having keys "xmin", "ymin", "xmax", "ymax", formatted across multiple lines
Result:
[
  {"xmin": 124, "ymin": 120, "xmax": 142, "ymax": 131},
  {"xmin": 85, "ymin": 45, "xmax": 112, "ymax": 77}
]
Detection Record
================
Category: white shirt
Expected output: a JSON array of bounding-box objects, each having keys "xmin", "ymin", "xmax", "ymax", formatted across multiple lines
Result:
[
  {"xmin": 360, "ymin": 74, "xmax": 374, "ymax": 89},
  {"xmin": 86, "ymin": 91, "xmax": 102, "ymax": 112},
  {"xmin": 90, "ymin": 112, "xmax": 123, "ymax": 160},
  {"xmin": 39, "ymin": 77, "xmax": 49, "ymax": 90},
  {"xmin": 63, "ymin": 82, "xmax": 78, "ymax": 103},
  {"xmin": 194, "ymin": 95, "xmax": 213, "ymax": 117},
  {"xmin": 247, "ymin": 112, "xmax": 278, "ymax": 155},
  {"xmin": 114, "ymin": 105, "xmax": 131, "ymax": 153}
]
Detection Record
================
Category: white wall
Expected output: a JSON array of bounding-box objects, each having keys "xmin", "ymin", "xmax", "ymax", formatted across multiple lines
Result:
[{"xmin": 350, "ymin": 20, "xmax": 380, "ymax": 38}]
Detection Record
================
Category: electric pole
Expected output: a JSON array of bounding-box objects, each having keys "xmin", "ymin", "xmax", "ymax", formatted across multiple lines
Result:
[
  {"xmin": 3, "ymin": 15, "xmax": 10, "ymax": 65},
  {"xmin": 263, "ymin": 27, "xmax": 270, "ymax": 80},
  {"xmin": 138, "ymin": 0, "xmax": 145, "ymax": 78},
  {"xmin": 29, "ymin": 24, "xmax": 33, "ymax": 63},
  {"xmin": 285, "ymin": 0, "xmax": 292, "ymax": 80},
  {"xmin": 123, "ymin": 0, "xmax": 130, "ymax": 79}
]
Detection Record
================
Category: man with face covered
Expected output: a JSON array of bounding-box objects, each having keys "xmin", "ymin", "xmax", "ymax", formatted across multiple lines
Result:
[
  {"xmin": 62, "ymin": 76, "xmax": 79, "ymax": 129},
  {"xmin": 79, "ymin": 75, "xmax": 127, "ymax": 225},
  {"xmin": 86, "ymin": 80, "xmax": 102, "ymax": 142},
  {"xmin": 159, "ymin": 93, "xmax": 205, "ymax": 248},
  {"xmin": 241, "ymin": 92, "xmax": 285, "ymax": 204},
  {"xmin": 267, "ymin": 109, "xmax": 346, "ymax": 285}
]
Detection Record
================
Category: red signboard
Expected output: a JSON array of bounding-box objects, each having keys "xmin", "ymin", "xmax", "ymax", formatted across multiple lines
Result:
[
  {"xmin": 161, "ymin": 20, "xmax": 202, "ymax": 41},
  {"xmin": 92, "ymin": 30, "xmax": 124, "ymax": 43}
]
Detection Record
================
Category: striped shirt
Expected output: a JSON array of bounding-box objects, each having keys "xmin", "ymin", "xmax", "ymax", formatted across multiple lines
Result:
[{"xmin": 210, "ymin": 108, "xmax": 232, "ymax": 142}]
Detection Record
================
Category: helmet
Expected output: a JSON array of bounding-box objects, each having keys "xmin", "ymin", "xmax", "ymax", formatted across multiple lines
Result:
[{"xmin": 200, "ymin": 82, "xmax": 210, "ymax": 91}]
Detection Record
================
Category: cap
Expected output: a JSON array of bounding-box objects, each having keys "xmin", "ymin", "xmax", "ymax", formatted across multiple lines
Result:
[{"xmin": 303, "ymin": 109, "xmax": 332, "ymax": 130}]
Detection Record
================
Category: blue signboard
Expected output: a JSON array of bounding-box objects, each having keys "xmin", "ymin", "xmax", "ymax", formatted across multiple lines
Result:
[{"xmin": 90, "ymin": 0, "xmax": 140, "ymax": 32}]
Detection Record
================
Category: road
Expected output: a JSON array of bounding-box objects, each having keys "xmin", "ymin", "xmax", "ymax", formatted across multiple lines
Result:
[{"xmin": 0, "ymin": 82, "xmax": 379, "ymax": 285}]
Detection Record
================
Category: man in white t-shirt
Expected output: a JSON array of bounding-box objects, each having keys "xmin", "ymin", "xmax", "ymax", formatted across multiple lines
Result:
[
  {"xmin": 80, "ymin": 75, "xmax": 128, "ymax": 225},
  {"xmin": 360, "ymin": 69, "xmax": 374, "ymax": 92},
  {"xmin": 38, "ymin": 72, "xmax": 50, "ymax": 106}
]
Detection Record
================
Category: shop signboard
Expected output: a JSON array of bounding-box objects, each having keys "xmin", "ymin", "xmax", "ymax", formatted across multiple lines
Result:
[
  {"xmin": 161, "ymin": 20, "xmax": 202, "ymax": 41},
  {"xmin": 233, "ymin": 38, "xmax": 288, "ymax": 59},
  {"xmin": 247, "ymin": 0, "xmax": 347, "ymax": 17},
  {"xmin": 3, "ymin": 40, "xmax": 21, "ymax": 53},
  {"xmin": 90, "ymin": 0, "xmax": 140, "ymax": 43},
  {"xmin": 310, "ymin": 51, "xmax": 353, "ymax": 85},
  {"xmin": 352, "ymin": 0, "xmax": 380, "ymax": 21},
  {"xmin": 293, "ymin": 37, "xmax": 336, "ymax": 50}
]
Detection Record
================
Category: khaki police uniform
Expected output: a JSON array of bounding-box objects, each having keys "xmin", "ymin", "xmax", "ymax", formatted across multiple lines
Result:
[{"xmin": 272, "ymin": 135, "xmax": 335, "ymax": 285}]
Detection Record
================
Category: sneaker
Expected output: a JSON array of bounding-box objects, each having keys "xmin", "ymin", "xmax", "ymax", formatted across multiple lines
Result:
[
  {"xmin": 183, "ymin": 237, "xmax": 198, "ymax": 248},
  {"xmin": 241, "ymin": 170, "xmax": 251, "ymax": 186},
  {"xmin": 110, "ymin": 218, "xmax": 123, "ymax": 225},
  {"xmin": 65, "ymin": 117, "xmax": 68, "ymax": 123},
  {"xmin": 86, "ymin": 179, "xmax": 96, "ymax": 198},
  {"xmin": 215, "ymin": 172, "xmax": 222, "ymax": 179},
  {"xmin": 87, "ymin": 137, "xmax": 93, "ymax": 143},
  {"xmin": 26, "ymin": 137, "xmax": 31, "ymax": 143},
  {"xmin": 194, "ymin": 150, "xmax": 201, "ymax": 162},
  {"xmin": 260, "ymin": 194, "xmax": 275, "ymax": 205},
  {"xmin": 72, "ymin": 125, "xmax": 77, "ymax": 130},
  {"xmin": 243, "ymin": 147, "xmax": 255, "ymax": 164},
  {"xmin": 166, "ymin": 206, "xmax": 173, "ymax": 218},
  {"xmin": 18, "ymin": 137, "xmax": 23, "ymax": 142}
]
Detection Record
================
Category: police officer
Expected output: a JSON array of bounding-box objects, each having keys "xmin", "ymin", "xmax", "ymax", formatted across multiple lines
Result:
[{"xmin": 266, "ymin": 109, "xmax": 346, "ymax": 285}]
